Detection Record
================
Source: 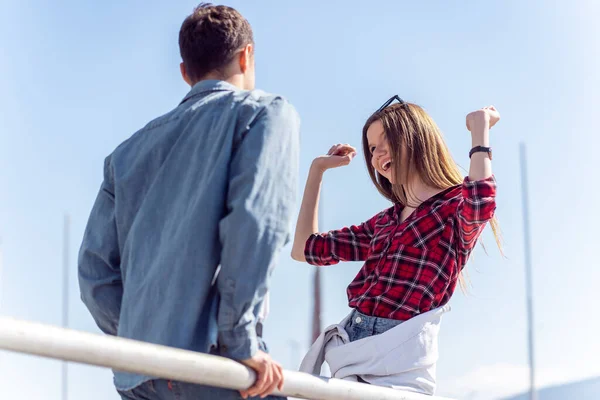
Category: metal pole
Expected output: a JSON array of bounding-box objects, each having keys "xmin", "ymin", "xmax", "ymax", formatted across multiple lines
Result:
[
  {"xmin": 0, "ymin": 317, "xmax": 454, "ymax": 400},
  {"xmin": 519, "ymin": 143, "xmax": 537, "ymax": 400},
  {"xmin": 62, "ymin": 214, "xmax": 70, "ymax": 400},
  {"xmin": 312, "ymin": 268, "xmax": 322, "ymax": 343},
  {"xmin": 311, "ymin": 192, "xmax": 324, "ymax": 344}
]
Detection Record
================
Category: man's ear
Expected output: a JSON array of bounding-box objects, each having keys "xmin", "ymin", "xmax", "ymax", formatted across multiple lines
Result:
[{"xmin": 239, "ymin": 44, "xmax": 254, "ymax": 73}]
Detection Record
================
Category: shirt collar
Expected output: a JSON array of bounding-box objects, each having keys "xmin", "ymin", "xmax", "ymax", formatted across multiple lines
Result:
[
  {"xmin": 179, "ymin": 79, "xmax": 241, "ymax": 105},
  {"xmin": 393, "ymin": 184, "xmax": 460, "ymax": 215}
]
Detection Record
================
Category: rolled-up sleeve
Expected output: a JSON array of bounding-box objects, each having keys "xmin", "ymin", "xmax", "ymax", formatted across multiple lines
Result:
[
  {"xmin": 78, "ymin": 156, "xmax": 123, "ymax": 336},
  {"xmin": 217, "ymin": 98, "xmax": 300, "ymax": 360},
  {"xmin": 456, "ymin": 175, "xmax": 497, "ymax": 255},
  {"xmin": 304, "ymin": 217, "xmax": 376, "ymax": 266}
]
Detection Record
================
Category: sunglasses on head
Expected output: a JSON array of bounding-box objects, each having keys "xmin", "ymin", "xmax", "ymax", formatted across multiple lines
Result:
[{"xmin": 376, "ymin": 95, "xmax": 405, "ymax": 113}]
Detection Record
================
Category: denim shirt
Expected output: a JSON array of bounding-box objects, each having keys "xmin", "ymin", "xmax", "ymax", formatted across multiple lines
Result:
[{"xmin": 77, "ymin": 80, "xmax": 300, "ymax": 391}]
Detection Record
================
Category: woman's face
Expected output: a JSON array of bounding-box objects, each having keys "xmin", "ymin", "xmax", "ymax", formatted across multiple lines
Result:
[{"xmin": 367, "ymin": 120, "xmax": 396, "ymax": 184}]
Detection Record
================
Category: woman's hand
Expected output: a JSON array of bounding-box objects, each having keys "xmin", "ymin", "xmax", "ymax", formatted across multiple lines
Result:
[
  {"xmin": 466, "ymin": 106, "xmax": 500, "ymax": 132},
  {"xmin": 312, "ymin": 144, "xmax": 357, "ymax": 172}
]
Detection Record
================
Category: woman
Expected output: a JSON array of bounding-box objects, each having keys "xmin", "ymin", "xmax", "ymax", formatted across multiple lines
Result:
[{"xmin": 293, "ymin": 96, "xmax": 501, "ymax": 394}]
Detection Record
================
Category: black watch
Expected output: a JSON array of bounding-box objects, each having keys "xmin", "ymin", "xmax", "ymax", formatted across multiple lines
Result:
[{"xmin": 469, "ymin": 146, "xmax": 492, "ymax": 160}]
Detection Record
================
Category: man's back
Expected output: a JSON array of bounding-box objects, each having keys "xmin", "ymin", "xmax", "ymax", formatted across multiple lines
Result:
[{"xmin": 78, "ymin": 79, "xmax": 300, "ymax": 391}]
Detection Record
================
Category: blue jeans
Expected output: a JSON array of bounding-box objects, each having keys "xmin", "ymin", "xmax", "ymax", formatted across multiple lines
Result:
[
  {"xmin": 344, "ymin": 309, "xmax": 404, "ymax": 342},
  {"xmin": 344, "ymin": 309, "xmax": 404, "ymax": 384},
  {"xmin": 117, "ymin": 339, "xmax": 286, "ymax": 400},
  {"xmin": 117, "ymin": 379, "xmax": 285, "ymax": 400}
]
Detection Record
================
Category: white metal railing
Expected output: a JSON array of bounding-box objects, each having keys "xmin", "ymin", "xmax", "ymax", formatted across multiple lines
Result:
[{"xmin": 0, "ymin": 316, "xmax": 454, "ymax": 400}]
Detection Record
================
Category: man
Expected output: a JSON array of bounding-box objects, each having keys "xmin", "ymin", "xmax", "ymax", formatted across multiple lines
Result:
[{"xmin": 78, "ymin": 4, "xmax": 300, "ymax": 400}]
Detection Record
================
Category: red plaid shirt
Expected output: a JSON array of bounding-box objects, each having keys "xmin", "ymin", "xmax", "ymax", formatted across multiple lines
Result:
[{"xmin": 305, "ymin": 176, "xmax": 497, "ymax": 321}]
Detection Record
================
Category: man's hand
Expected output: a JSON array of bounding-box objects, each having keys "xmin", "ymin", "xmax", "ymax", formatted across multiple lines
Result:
[{"xmin": 239, "ymin": 350, "xmax": 284, "ymax": 399}]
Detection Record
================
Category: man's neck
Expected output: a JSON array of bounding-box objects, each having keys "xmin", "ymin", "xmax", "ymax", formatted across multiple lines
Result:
[{"xmin": 194, "ymin": 73, "xmax": 246, "ymax": 90}]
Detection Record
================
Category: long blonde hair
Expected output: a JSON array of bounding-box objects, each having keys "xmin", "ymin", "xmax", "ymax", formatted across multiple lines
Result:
[{"xmin": 362, "ymin": 102, "xmax": 502, "ymax": 289}]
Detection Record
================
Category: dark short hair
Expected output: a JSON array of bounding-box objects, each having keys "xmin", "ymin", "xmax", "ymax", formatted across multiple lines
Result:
[{"xmin": 179, "ymin": 3, "xmax": 254, "ymax": 82}]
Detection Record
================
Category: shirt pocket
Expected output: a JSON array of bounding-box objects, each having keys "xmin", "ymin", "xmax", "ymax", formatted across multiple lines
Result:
[{"xmin": 387, "ymin": 235, "xmax": 445, "ymax": 256}]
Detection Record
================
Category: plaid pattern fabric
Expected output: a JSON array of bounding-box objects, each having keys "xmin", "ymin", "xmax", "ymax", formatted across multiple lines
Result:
[{"xmin": 305, "ymin": 176, "xmax": 497, "ymax": 320}]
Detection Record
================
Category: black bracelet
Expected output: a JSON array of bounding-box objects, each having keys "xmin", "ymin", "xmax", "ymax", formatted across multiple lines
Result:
[{"xmin": 469, "ymin": 146, "xmax": 492, "ymax": 160}]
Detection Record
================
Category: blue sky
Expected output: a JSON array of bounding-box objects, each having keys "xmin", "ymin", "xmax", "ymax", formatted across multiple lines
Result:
[{"xmin": 1, "ymin": 1, "xmax": 599, "ymax": 399}]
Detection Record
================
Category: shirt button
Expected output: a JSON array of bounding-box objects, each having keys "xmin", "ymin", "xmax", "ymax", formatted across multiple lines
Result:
[{"xmin": 355, "ymin": 316, "xmax": 362, "ymax": 324}]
